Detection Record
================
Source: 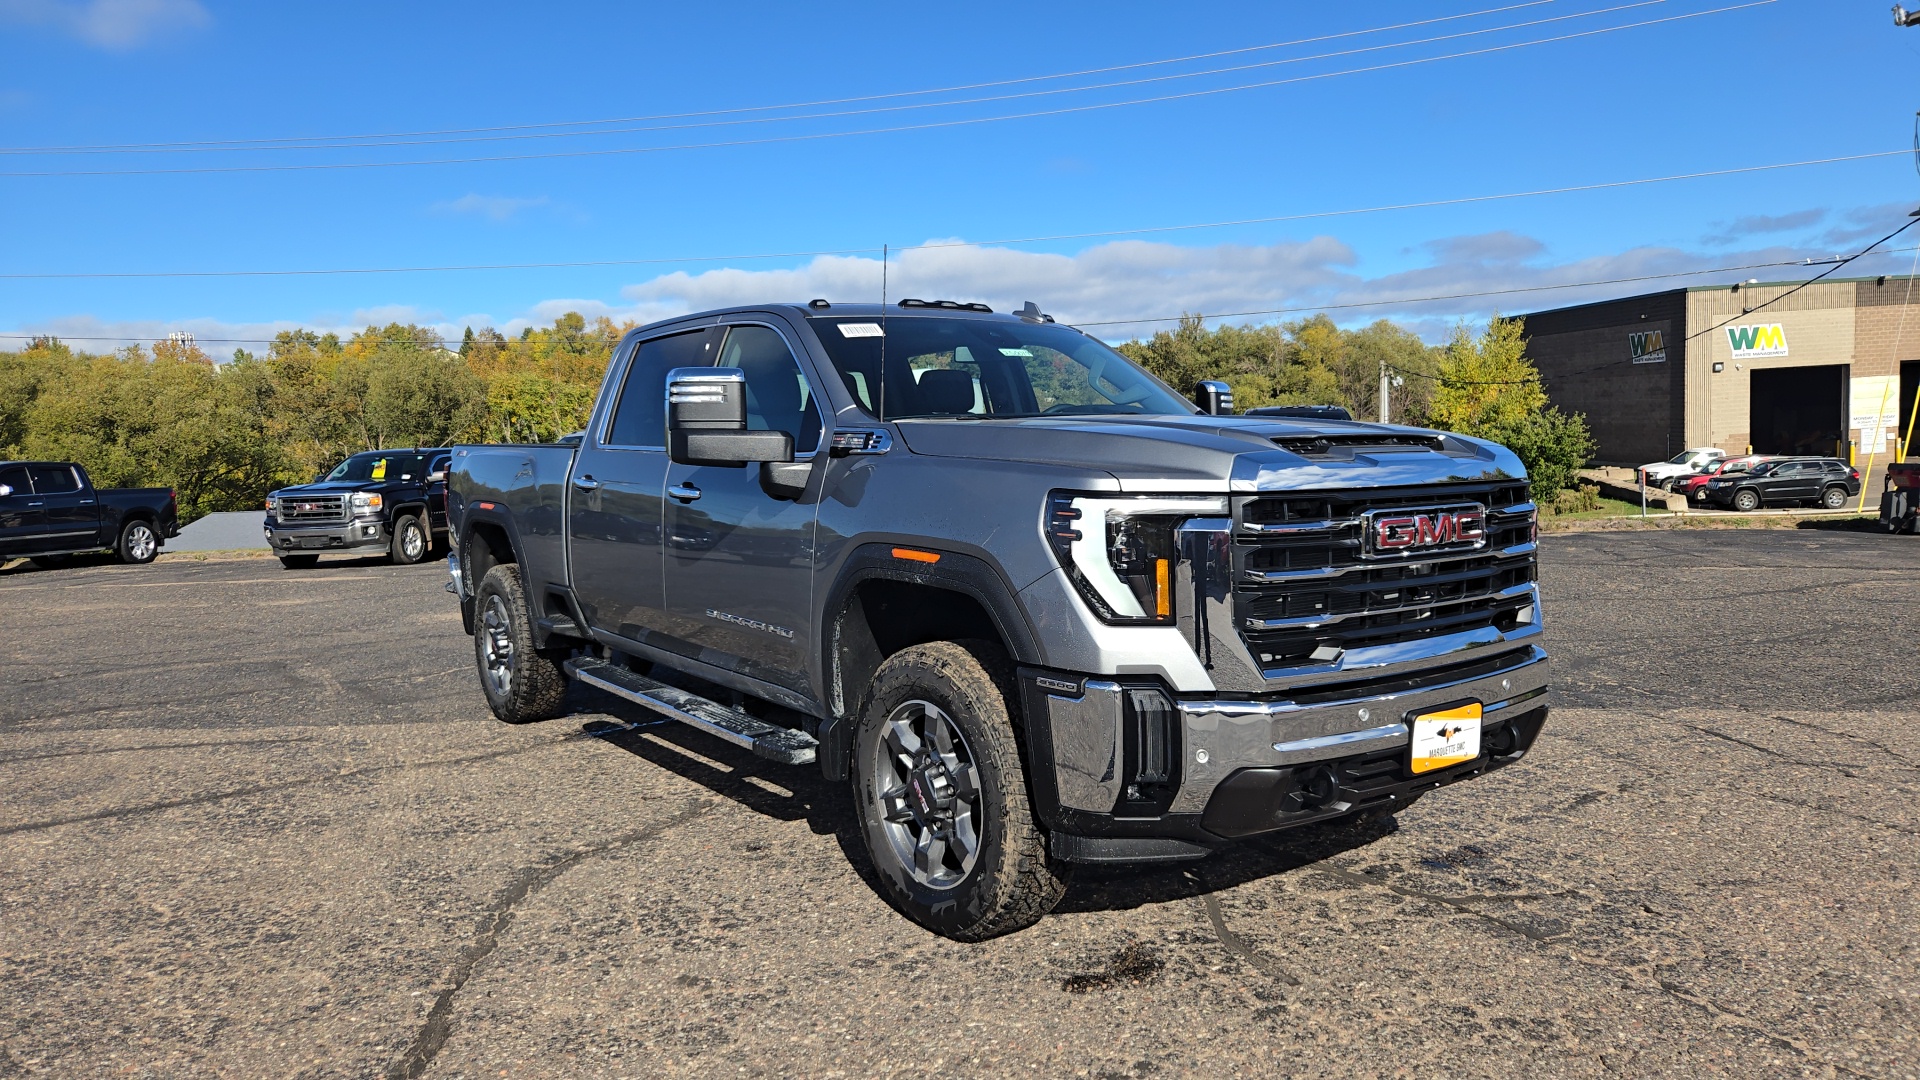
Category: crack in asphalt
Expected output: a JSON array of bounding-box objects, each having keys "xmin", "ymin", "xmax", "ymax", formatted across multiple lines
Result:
[
  {"xmin": 0, "ymin": 735, "xmax": 316, "ymax": 766},
  {"xmin": 1768, "ymin": 714, "xmax": 1920, "ymax": 770},
  {"xmin": 0, "ymin": 735, "xmax": 594, "ymax": 837},
  {"xmin": 1194, "ymin": 886, "xmax": 1301, "ymax": 987},
  {"xmin": 1312, "ymin": 865, "xmax": 1570, "ymax": 943},
  {"xmin": 384, "ymin": 798, "xmax": 713, "ymax": 1080}
]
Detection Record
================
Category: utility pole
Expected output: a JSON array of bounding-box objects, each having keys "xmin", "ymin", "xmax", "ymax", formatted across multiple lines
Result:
[
  {"xmin": 1897, "ymin": 5, "xmax": 1920, "ymax": 27},
  {"xmin": 1378, "ymin": 359, "xmax": 1391, "ymax": 422}
]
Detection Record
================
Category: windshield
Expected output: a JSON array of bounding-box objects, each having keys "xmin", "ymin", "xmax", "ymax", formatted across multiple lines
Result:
[
  {"xmin": 325, "ymin": 452, "xmax": 433, "ymax": 483},
  {"xmin": 1747, "ymin": 461, "xmax": 1781, "ymax": 476},
  {"xmin": 1667, "ymin": 451, "xmax": 1698, "ymax": 464},
  {"xmin": 809, "ymin": 316, "xmax": 1196, "ymax": 420}
]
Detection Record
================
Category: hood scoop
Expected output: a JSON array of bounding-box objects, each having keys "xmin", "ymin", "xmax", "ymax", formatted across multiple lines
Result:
[{"xmin": 1273, "ymin": 433, "xmax": 1447, "ymax": 459}]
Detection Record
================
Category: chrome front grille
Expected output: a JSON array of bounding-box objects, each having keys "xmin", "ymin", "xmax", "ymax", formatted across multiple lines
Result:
[
  {"xmin": 1233, "ymin": 483, "xmax": 1535, "ymax": 671},
  {"xmin": 278, "ymin": 494, "xmax": 347, "ymax": 522}
]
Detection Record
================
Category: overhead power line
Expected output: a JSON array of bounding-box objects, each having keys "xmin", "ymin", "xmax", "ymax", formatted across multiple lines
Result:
[
  {"xmin": 1, "ymin": 1, "xmax": 1557, "ymax": 154},
  {"xmin": 0, "ymin": 2, "xmax": 1772, "ymax": 178},
  {"xmin": 1, "ymin": 1, "xmax": 1672, "ymax": 158},
  {"xmin": 0, "ymin": 146, "xmax": 1902, "ymax": 280},
  {"xmin": 11, "ymin": 247, "xmax": 1918, "ymax": 347}
]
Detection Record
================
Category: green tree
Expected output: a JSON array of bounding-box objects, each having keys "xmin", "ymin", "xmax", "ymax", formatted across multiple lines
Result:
[{"xmin": 1422, "ymin": 316, "xmax": 1594, "ymax": 493}]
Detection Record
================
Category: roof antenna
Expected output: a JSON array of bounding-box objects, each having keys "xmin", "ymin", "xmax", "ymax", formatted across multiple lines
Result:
[{"xmin": 1016, "ymin": 300, "xmax": 1053, "ymax": 323}]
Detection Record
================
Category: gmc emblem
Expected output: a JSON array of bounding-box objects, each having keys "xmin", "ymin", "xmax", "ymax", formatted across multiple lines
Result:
[{"xmin": 1363, "ymin": 504, "xmax": 1487, "ymax": 557}]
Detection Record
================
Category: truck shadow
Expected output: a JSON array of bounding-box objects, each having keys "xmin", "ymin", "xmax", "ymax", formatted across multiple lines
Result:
[{"xmin": 572, "ymin": 691, "xmax": 1397, "ymax": 919}]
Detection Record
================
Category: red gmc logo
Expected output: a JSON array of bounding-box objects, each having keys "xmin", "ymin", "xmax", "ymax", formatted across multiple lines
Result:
[{"xmin": 1365, "ymin": 505, "xmax": 1487, "ymax": 556}]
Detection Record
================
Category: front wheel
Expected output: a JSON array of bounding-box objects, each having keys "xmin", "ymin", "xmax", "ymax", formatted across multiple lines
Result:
[
  {"xmin": 473, "ymin": 563, "xmax": 569, "ymax": 724},
  {"xmin": 1821, "ymin": 485, "xmax": 1849, "ymax": 510},
  {"xmin": 116, "ymin": 519, "xmax": 159, "ymax": 564},
  {"xmin": 390, "ymin": 514, "xmax": 428, "ymax": 565},
  {"xmin": 851, "ymin": 640, "xmax": 1068, "ymax": 941},
  {"xmin": 1733, "ymin": 489, "xmax": 1761, "ymax": 512}
]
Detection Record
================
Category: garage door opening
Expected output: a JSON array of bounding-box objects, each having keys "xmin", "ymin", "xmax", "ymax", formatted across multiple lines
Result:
[
  {"xmin": 1750, "ymin": 364, "xmax": 1846, "ymax": 455},
  {"xmin": 1900, "ymin": 360, "xmax": 1920, "ymax": 456}
]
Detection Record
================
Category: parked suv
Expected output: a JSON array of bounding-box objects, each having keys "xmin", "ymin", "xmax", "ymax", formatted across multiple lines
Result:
[
  {"xmin": 1703, "ymin": 457, "xmax": 1859, "ymax": 511},
  {"xmin": 264, "ymin": 448, "xmax": 450, "ymax": 569},
  {"xmin": 447, "ymin": 301, "xmax": 1550, "ymax": 940},
  {"xmin": 1679, "ymin": 454, "xmax": 1777, "ymax": 504}
]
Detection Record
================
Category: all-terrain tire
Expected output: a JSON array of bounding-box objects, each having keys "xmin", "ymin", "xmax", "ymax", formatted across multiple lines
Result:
[
  {"xmin": 279, "ymin": 554, "xmax": 319, "ymax": 570},
  {"xmin": 851, "ymin": 639, "xmax": 1069, "ymax": 941},
  {"xmin": 116, "ymin": 518, "xmax": 160, "ymax": 564},
  {"xmin": 390, "ymin": 514, "xmax": 428, "ymax": 565},
  {"xmin": 1733, "ymin": 489, "xmax": 1761, "ymax": 512},
  {"xmin": 1821, "ymin": 485, "xmax": 1848, "ymax": 510},
  {"xmin": 473, "ymin": 562, "xmax": 569, "ymax": 724}
]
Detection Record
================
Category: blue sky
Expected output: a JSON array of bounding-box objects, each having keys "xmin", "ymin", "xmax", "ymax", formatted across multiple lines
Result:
[{"xmin": 3, "ymin": 0, "xmax": 1918, "ymax": 351}]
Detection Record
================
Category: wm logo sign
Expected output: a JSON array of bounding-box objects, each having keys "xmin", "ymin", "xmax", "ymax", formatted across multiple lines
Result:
[
  {"xmin": 1726, "ymin": 323, "xmax": 1788, "ymax": 358},
  {"xmin": 1628, "ymin": 330, "xmax": 1666, "ymax": 364}
]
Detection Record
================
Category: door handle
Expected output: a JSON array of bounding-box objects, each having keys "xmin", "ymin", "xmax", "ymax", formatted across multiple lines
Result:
[
  {"xmin": 573, "ymin": 475, "xmax": 601, "ymax": 491},
  {"xmin": 668, "ymin": 483, "xmax": 702, "ymax": 502}
]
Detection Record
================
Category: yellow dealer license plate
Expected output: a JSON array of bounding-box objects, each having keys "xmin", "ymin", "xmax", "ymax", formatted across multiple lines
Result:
[{"xmin": 1410, "ymin": 702, "xmax": 1482, "ymax": 774}]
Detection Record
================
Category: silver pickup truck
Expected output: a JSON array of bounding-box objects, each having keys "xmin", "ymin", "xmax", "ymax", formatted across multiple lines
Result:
[{"xmin": 446, "ymin": 299, "xmax": 1549, "ymax": 940}]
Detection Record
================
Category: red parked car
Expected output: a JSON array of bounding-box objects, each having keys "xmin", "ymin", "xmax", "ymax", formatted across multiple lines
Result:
[{"xmin": 1678, "ymin": 455, "xmax": 1778, "ymax": 504}]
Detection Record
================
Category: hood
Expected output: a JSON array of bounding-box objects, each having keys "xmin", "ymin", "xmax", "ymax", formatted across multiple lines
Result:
[
  {"xmin": 270, "ymin": 479, "xmax": 402, "ymax": 497},
  {"xmin": 892, "ymin": 415, "xmax": 1525, "ymax": 492}
]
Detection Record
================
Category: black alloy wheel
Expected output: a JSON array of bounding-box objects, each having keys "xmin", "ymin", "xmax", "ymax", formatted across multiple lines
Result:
[
  {"xmin": 473, "ymin": 563, "xmax": 568, "ymax": 724},
  {"xmin": 851, "ymin": 639, "xmax": 1068, "ymax": 941}
]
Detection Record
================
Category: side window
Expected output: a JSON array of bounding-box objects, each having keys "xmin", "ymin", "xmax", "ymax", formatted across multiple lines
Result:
[
  {"xmin": 606, "ymin": 330, "xmax": 712, "ymax": 448},
  {"xmin": 27, "ymin": 465, "xmax": 79, "ymax": 494},
  {"xmin": 0, "ymin": 465, "xmax": 28, "ymax": 495},
  {"xmin": 719, "ymin": 325, "xmax": 821, "ymax": 454}
]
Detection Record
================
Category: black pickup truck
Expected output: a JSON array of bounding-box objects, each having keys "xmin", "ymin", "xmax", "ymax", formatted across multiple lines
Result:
[
  {"xmin": 0, "ymin": 461, "xmax": 179, "ymax": 567},
  {"xmin": 264, "ymin": 448, "xmax": 451, "ymax": 569}
]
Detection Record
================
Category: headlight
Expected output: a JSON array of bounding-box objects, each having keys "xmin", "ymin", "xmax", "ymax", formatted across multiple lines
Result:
[
  {"xmin": 351, "ymin": 492, "xmax": 383, "ymax": 513},
  {"xmin": 264, "ymin": 496, "xmax": 278, "ymax": 513},
  {"xmin": 1046, "ymin": 492, "xmax": 1228, "ymax": 624}
]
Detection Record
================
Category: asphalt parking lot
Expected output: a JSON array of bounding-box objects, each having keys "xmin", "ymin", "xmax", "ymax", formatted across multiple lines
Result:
[{"xmin": 3, "ymin": 533, "xmax": 1916, "ymax": 1079}]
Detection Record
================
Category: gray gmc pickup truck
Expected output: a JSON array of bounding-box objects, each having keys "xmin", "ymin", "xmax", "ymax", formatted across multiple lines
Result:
[{"xmin": 446, "ymin": 299, "xmax": 1549, "ymax": 940}]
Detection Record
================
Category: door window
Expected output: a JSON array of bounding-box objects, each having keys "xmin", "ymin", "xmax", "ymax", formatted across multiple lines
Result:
[
  {"xmin": 606, "ymin": 330, "xmax": 713, "ymax": 448},
  {"xmin": 0, "ymin": 465, "xmax": 27, "ymax": 495},
  {"xmin": 27, "ymin": 465, "xmax": 80, "ymax": 494},
  {"xmin": 719, "ymin": 325, "xmax": 821, "ymax": 454}
]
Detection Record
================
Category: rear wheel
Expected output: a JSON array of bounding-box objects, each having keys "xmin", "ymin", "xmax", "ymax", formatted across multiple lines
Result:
[
  {"xmin": 1821, "ymin": 485, "xmax": 1848, "ymax": 510},
  {"xmin": 116, "ymin": 519, "xmax": 159, "ymax": 564},
  {"xmin": 390, "ymin": 514, "xmax": 428, "ymax": 565},
  {"xmin": 278, "ymin": 554, "xmax": 319, "ymax": 570},
  {"xmin": 1733, "ymin": 489, "xmax": 1761, "ymax": 512},
  {"xmin": 473, "ymin": 563, "xmax": 569, "ymax": 724},
  {"xmin": 851, "ymin": 639, "xmax": 1068, "ymax": 941}
]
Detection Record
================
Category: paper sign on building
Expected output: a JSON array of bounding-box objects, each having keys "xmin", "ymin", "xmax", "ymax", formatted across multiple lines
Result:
[
  {"xmin": 1628, "ymin": 330, "xmax": 1667, "ymax": 364},
  {"xmin": 1725, "ymin": 323, "xmax": 1788, "ymax": 359}
]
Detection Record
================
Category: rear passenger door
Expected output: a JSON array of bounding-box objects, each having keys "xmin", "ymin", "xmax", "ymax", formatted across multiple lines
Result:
[
  {"xmin": 0, "ymin": 465, "xmax": 42, "ymax": 556},
  {"xmin": 568, "ymin": 326, "xmax": 717, "ymax": 642},
  {"xmin": 29, "ymin": 464, "xmax": 99, "ymax": 549}
]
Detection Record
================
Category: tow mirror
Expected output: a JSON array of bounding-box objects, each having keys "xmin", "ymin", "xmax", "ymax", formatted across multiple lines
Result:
[
  {"xmin": 665, "ymin": 367, "xmax": 794, "ymax": 467},
  {"xmin": 1193, "ymin": 379, "xmax": 1235, "ymax": 415}
]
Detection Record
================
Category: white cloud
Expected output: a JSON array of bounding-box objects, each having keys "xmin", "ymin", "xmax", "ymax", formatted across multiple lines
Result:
[
  {"xmin": 429, "ymin": 194, "xmax": 550, "ymax": 223},
  {"xmin": 0, "ymin": 0, "xmax": 209, "ymax": 50},
  {"xmin": 18, "ymin": 228, "xmax": 1920, "ymax": 356}
]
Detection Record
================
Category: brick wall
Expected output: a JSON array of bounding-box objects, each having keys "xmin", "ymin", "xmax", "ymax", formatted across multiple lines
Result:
[{"xmin": 1518, "ymin": 290, "xmax": 1685, "ymax": 464}]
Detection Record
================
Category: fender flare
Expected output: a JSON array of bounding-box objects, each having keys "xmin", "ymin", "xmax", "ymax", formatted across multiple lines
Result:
[{"xmin": 814, "ymin": 542, "xmax": 1043, "ymax": 780}]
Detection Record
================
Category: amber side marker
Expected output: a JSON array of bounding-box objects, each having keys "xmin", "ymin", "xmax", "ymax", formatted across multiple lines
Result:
[
  {"xmin": 1154, "ymin": 557, "xmax": 1172, "ymax": 618},
  {"xmin": 892, "ymin": 547, "xmax": 941, "ymax": 564}
]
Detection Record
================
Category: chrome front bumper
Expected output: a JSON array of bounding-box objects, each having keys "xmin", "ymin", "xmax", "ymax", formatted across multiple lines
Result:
[
  {"xmin": 264, "ymin": 517, "xmax": 388, "ymax": 551},
  {"xmin": 1040, "ymin": 644, "xmax": 1549, "ymax": 815}
]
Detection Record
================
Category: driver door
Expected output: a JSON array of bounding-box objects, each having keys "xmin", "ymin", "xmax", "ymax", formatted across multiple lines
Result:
[
  {"xmin": 0, "ymin": 464, "xmax": 42, "ymax": 557},
  {"xmin": 661, "ymin": 320, "xmax": 823, "ymax": 693}
]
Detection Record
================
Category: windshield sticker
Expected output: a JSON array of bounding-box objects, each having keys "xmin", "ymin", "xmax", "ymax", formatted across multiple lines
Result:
[
  {"xmin": 371, "ymin": 459, "xmax": 387, "ymax": 480},
  {"xmin": 838, "ymin": 323, "xmax": 885, "ymax": 338},
  {"xmin": 998, "ymin": 347, "xmax": 1034, "ymax": 357}
]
